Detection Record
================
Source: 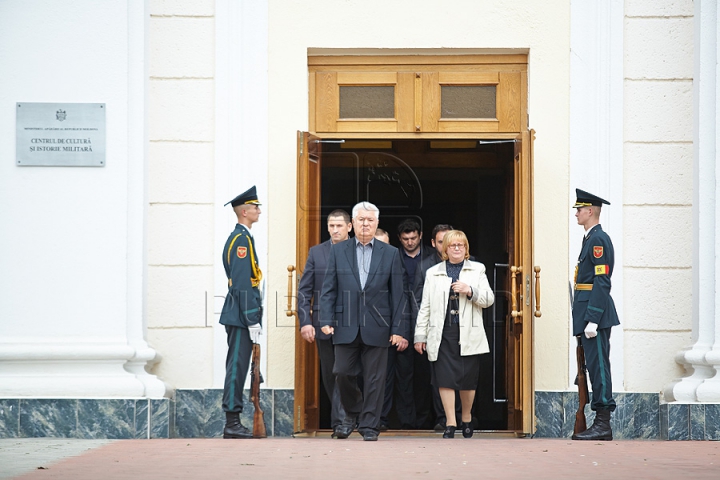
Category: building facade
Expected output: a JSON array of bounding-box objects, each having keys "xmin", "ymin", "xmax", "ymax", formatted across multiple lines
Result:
[{"xmin": 0, "ymin": 0, "xmax": 718, "ymax": 440}]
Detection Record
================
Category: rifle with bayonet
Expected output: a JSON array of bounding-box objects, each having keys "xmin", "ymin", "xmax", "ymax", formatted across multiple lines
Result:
[
  {"xmin": 250, "ymin": 343, "xmax": 267, "ymax": 438},
  {"xmin": 574, "ymin": 336, "xmax": 589, "ymax": 434}
]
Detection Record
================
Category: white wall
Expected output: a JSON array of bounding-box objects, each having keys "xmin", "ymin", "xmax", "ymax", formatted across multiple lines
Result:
[
  {"xmin": 0, "ymin": 0, "xmax": 166, "ymax": 397},
  {"xmin": 213, "ymin": 0, "xmax": 270, "ymax": 388},
  {"xmin": 569, "ymin": 0, "xmax": 625, "ymax": 389},
  {"xmin": 622, "ymin": 0, "xmax": 693, "ymax": 392},
  {"xmin": 145, "ymin": 0, "xmax": 217, "ymax": 388},
  {"xmin": 264, "ymin": 0, "xmax": 573, "ymax": 390}
]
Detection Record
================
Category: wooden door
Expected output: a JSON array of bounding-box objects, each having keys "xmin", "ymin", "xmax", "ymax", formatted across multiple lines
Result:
[
  {"xmin": 293, "ymin": 131, "xmax": 322, "ymax": 433},
  {"xmin": 507, "ymin": 129, "xmax": 537, "ymax": 434}
]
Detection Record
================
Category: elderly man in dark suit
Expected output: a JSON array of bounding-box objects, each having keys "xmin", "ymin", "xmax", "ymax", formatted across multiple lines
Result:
[
  {"xmin": 320, "ymin": 201, "xmax": 408, "ymax": 441},
  {"xmin": 297, "ymin": 209, "xmax": 352, "ymax": 437}
]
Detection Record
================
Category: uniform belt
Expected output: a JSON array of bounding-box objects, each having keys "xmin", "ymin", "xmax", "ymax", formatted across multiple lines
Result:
[{"xmin": 575, "ymin": 283, "xmax": 593, "ymax": 291}]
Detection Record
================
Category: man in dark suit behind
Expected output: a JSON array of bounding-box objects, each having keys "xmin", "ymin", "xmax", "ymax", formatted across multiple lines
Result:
[
  {"xmin": 320, "ymin": 201, "xmax": 408, "ymax": 441},
  {"xmin": 380, "ymin": 218, "xmax": 434, "ymax": 430},
  {"xmin": 297, "ymin": 209, "xmax": 352, "ymax": 437}
]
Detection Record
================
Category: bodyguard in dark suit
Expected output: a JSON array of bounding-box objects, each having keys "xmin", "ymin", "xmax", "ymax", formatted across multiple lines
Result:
[
  {"xmin": 571, "ymin": 189, "xmax": 620, "ymax": 441},
  {"xmin": 320, "ymin": 201, "xmax": 408, "ymax": 441},
  {"xmin": 219, "ymin": 186, "xmax": 263, "ymax": 439},
  {"xmin": 297, "ymin": 209, "xmax": 352, "ymax": 436},
  {"xmin": 381, "ymin": 219, "xmax": 434, "ymax": 430}
]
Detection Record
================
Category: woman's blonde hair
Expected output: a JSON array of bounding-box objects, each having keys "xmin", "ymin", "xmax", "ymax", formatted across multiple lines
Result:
[{"xmin": 441, "ymin": 230, "xmax": 470, "ymax": 261}]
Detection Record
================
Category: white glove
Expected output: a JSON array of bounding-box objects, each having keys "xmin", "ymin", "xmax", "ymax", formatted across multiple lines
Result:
[
  {"xmin": 584, "ymin": 322, "xmax": 598, "ymax": 339},
  {"xmin": 248, "ymin": 323, "xmax": 262, "ymax": 344}
]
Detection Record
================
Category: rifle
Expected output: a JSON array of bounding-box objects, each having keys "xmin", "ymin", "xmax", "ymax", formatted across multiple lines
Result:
[
  {"xmin": 250, "ymin": 343, "xmax": 267, "ymax": 438},
  {"xmin": 574, "ymin": 336, "xmax": 589, "ymax": 434}
]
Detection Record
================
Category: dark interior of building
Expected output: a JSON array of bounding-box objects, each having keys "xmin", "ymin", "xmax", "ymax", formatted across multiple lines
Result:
[{"xmin": 315, "ymin": 139, "xmax": 516, "ymax": 430}]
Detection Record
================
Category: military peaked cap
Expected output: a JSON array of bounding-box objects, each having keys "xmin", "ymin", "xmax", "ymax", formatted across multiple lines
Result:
[
  {"xmin": 225, "ymin": 185, "xmax": 261, "ymax": 207},
  {"xmin": 573, "ymin": 188, "xmax": 610, "ymax": 208}
]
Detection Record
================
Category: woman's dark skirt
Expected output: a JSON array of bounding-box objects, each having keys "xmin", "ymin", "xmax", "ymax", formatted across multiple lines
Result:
[{"xmin": 430, "ymin": 321, "xmax": 481, "ymax": 390}]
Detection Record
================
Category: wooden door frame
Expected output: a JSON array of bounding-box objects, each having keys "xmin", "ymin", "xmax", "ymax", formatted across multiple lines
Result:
[
  {"xmin": 292, "ymin": 131, "xmax": 322, "ymax": 434},
  {"xmin": 295, "ymin": 52, "xmax": 535, "ymax": 436}
]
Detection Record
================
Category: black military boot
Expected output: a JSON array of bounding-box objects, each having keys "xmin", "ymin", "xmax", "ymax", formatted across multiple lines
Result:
[
  {"xmin": 223, "ymin": 412, "xmax": 252, "ymax": 439},
  {"xmin": 572, "ymin": 409, "xmax": 613, "ymax": 441}
]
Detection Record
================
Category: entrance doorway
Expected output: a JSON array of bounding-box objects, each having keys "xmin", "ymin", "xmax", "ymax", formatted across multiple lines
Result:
[
  {"xmin": 294, "ymin": 136, "xmax": 534, "ymax": 433},
  {"xmin": 294, "ymin": 50, "xmax": 537, "ymax": 436},
  {"xmin": 293, "ymin": 131, "xmax": 537, "ymax": 435}
]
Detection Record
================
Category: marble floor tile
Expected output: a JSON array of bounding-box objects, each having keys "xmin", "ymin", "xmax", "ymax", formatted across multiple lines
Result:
[
  {"xmin": 175, "ymin": 389, "xmax": 224, "ymax": 438},
  {"xmin": 273, "ymin": 389, "xmax": 293, "ymax": 437},
  {"xmin": 150, "ymin": 399, "xmax": 170, "ymax": 439},
  {"xmin": 534, "ymin": 391, "xmax": 563, "ymax": 438},
  {"xmin": 0, "ymin": 399, "xmax": 19, "ymax": 438},
  {"xmin": 19, "ymin": 399, "xmax": 77, "ymax": 438},
  {"xmin": 704, "ymin": 404, "xmax": 720, "ymax": 440},
  {"xmin": 77, "ymin": 399, "xmax": 135, "ymax": 439}
]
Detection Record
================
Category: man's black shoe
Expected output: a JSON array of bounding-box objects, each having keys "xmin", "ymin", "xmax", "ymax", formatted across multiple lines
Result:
[
  {"xmin": 378, "ymin": 422, "xmax": 389, "ymax": 431},
  {"xmin": 334, "ymin": 425, "xmax": 352, "ymax": 439},
  {"xmin": 362, "ymin": 431, "xmax": 378, "ymax": 441},
  {"xmin": 334, "ymin": 416, "xmax": 357, "ymax": 439},
  {"xmin": 223, "ymin": 412, "xmax": 252, "ymax": 439}
]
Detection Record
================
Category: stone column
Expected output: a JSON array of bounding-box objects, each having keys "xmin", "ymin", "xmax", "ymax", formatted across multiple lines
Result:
[{"xmin": 663, "ymin": 0, "xmax": 720, "ymax": 405}]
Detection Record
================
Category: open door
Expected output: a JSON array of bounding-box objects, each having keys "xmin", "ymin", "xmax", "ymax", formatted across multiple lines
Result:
[
  {"xmin": 292, "ymin": 130, "xmax": 539, "ymax": 435},
  {"xmin": 292, "ymin": 131, "xmax": 322, "ymax": 433},
  {"xmin": 507, "ymin": 129, "xmax": 539, "ymax": 435}
]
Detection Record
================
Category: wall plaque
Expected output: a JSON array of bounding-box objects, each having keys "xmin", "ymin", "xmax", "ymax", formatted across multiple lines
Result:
[{"xmin": 16, "ymin": 103, "xmax": 106, "ymax": 167}]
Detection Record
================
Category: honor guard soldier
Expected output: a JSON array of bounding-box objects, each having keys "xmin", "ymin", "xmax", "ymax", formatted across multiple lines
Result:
[
  {"xmin": 219, "ymin": 185, "xmax": 263, "ymax": 439},
  {"xmin": 571, "ymin": 188, "xmax": 620, "ymax": 441}
]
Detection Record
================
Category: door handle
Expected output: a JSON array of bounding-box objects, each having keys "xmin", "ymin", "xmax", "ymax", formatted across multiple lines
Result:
[
  {"xmin": 534, "ymin": 266, "xmax": 542, "ymax": 318},
  {"xmin": 286, "ymin": 265, "xmax": 297, "ymax": 319},
  {"xmin": 510, "ymin": 266, "xmax": 523, "ymax": 326}
]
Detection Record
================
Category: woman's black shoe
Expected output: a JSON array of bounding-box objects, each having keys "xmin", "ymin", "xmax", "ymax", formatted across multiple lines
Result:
[
  {"xmin": 442, "ymin": 425, "xmax": 456, "ymax": 438},
  {"xmin": 461, "ymin": 422, "xmax": 473, "ymax": 438}
]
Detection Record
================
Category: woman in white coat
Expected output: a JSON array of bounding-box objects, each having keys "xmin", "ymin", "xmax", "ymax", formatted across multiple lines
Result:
[{"xmin": 414, "ymin": 230, "xmax": 494, "ymax": 439}]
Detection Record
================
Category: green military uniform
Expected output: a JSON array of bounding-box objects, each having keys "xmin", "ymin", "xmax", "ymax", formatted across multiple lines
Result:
[
  {"xmin": 573, "ymin": 222, "xmax": 619, "ymax": 412},
  {"xmin": 571, "ymin": 188, "xmax": 619, "ymax": 441},
  {"xmin": 219, "ymin": 186, "xmax": 262, "ymax": 435}
]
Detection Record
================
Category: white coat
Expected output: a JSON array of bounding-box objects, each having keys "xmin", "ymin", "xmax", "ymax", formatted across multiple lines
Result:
[{"xmin": 414, "ymin": 260, "xmax": 494, "ymax": 362}]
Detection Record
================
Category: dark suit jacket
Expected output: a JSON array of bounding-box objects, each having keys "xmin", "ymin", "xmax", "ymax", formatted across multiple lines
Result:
[
  {"xmin": 297, "ymin": 240, "xmax": 333, "ymax": 340},
  {"xmin": 320, "ymin": 238, "xmax": 406, "ymax": 347},
  {"xmin": 572, "ymin": 224, "xmax": 620, "ymax": 336},
  {"xmin": 406, "ymin": 246, "xmax": 437, "ymax": 328}
]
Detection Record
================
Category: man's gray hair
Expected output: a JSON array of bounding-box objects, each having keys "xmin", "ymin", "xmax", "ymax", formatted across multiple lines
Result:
[{"xmin": 352, "ymin": 201, "xmax": 380, "ymax": 219}]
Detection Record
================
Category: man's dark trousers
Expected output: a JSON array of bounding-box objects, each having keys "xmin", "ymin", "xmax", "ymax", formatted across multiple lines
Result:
[
  {"xmin": 381, "ymin": 346, "xmax": 417, "ymax": 428},
  {"xmin": 317, "ymin": 336, "xmax": 345, "ymax": 428},
  {"xmin": 334, "ymin": 334, "xmax": 389, "ymax": 435}
]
